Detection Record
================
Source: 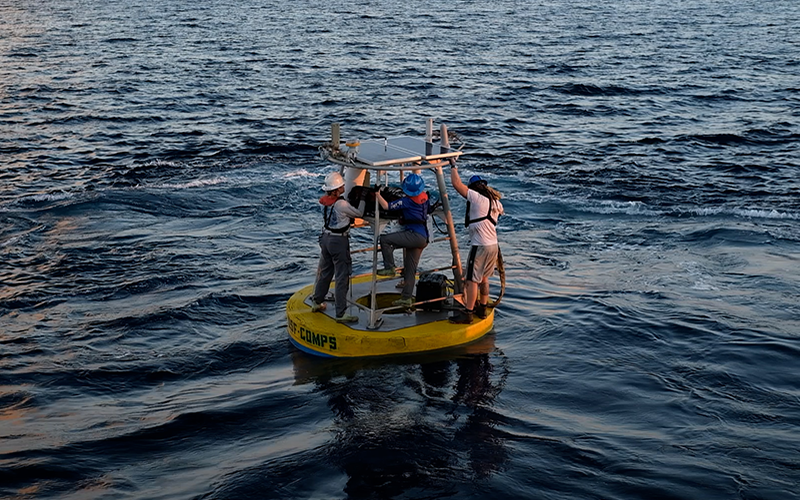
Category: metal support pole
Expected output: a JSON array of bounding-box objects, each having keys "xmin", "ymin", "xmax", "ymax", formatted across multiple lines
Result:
[
  {"xmin": 426, "ymin": 118, "xmax": 433, "ymax": 143},
  {"xmin": 425, "ymin": 118, "xmax": 434, "ymax": 156},
  {"xmin": 331, "ymin": 123, "xmax": 340, "ymax": 150},
  {"xmin": 434, "ymin": 164, "xmax": 463, "ymax": 294},
  {"xmin": 369, "ymin": 177, "xmax": 381, "ymax": 329},
  {"xmin": 438, "ymin": 123, "xmax": 464, "ymax": 295}
]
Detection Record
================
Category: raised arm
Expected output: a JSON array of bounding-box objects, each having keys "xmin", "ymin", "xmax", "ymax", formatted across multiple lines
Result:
[
  {"xmin": 449, "ymin": 158, "xmax": 468, "ymax": 198},
  {"xmin": 375, "ymin": 190, "xmax": 389, "ymax": 211},
  {"xmin": 339, "ymin": 198, "xmax": 366, "ymax": 218}
]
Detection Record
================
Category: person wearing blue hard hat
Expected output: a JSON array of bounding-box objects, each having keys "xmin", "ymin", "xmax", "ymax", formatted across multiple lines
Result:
[
  {"xmin": 448, "ymin": 159, "xmax": 504, "ymax": 324},
  {"xmin": 374, "ymin": 172, "xmax": 430, "ymax": 307}
]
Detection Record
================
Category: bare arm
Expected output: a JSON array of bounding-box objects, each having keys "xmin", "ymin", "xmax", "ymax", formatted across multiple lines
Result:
[
  {"xmin": 449, "ymin": 159, "xmax": 468, "ymax": 198},
  {"xmin": 375, "ymin": 191, "xmax": 389, "ymax": 211}
]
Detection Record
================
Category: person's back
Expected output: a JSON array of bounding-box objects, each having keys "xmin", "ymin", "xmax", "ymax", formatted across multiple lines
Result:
[{"xmin": 465, "ymin": 188, "xmax": 503, "ymax": 246}]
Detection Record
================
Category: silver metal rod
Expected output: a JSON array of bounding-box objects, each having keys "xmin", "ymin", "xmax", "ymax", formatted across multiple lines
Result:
[
  {"xmin": 369, "ymin": 184, "xmax": 381, "ymax": 329},
  {"xmin": 434, "ymin": 163, "xmax": 464, "ymax": 294},
  {"xmin": 373, "ymin": 295, "xmax": 450, "ymax": 314},
  {"xmin": 426, "ymin": 118, "xmax": 433, "ymax": 143},
  {"xmin": 351, "ymin": 236, "xmax": 451, "ymax": 255},
  {"xmin": 331, "ymin": 123, "xmax": 340, "ymax": 150}
]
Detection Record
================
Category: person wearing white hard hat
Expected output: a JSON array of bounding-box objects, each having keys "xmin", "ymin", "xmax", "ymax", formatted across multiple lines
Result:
[
  {"xmin": 448, "ymin": 158, "xmax": 504, "ymax": 324},
  {"xmin": 374, "ymin": 173, "xmax": 430, "ymax": 308},
  {"xmin": 311, "ymin": 171, "xmax": 368, "ymax": 323}
]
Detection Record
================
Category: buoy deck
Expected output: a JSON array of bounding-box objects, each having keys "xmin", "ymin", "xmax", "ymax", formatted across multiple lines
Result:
[{"xmin": 287, "ymin": 274, "xmax": 494, "ymax": 358}]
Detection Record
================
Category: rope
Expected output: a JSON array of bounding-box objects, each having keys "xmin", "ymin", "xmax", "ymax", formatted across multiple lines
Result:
[
  {"xmin": 430, "ymin": 207, "xmax": 449, "ymax": 235},
  {"xmin": 488, "ymin": 245, "xmax": 506, "ymax": 309},
  {"xmin": 431, "ymin": 129, "xmax": 466, "ymax": 147}
]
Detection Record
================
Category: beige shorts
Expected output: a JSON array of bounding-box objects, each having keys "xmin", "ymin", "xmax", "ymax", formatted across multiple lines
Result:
[{"xmin": 465, "ymin": 244, "xmax": 498, "ymax": 282}]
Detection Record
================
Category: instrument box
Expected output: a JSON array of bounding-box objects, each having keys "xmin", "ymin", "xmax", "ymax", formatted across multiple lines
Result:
[{"xmin": 416, "ymin": 273, "xmax": 448, "ymax": 311}]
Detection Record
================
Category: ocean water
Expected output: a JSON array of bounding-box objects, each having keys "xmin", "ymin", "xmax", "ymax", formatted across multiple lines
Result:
[{"xmin": 1, "ymin": 0, "xmax": 799, "ymax": 498}]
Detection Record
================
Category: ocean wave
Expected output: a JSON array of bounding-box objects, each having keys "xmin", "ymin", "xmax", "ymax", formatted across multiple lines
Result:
[
  {"xmin": 516, "ymin": 193, "xmax": 665, "ymax": 217},
  {"xmin": 282, "ymin": 168, "xmax": 325, "ymax": 180},
  {"xmin": 148, "ymin": 177, "xmax": 230, "ymax": 190},
  {"xmin": 240, "ymin": 142, "xmax": 315, "ymax": 157},
  {"xmin": 16, "ymin": 191, "xmax": 76, "ymax": 204},
  {"xmin": 592, "ymin": 200, "xmax": 662, "ymax": 216},
  {"xmin": 676, "ymin": 128, "xmax": 800, "ymax": 148},
  {"xmin": 0, "ymin": 235, "xmax": 20, "ymax": 247},
  {"xmin": 551, "ymin": 83, "xmax": 662, "ymax": 97},
  {"xmin": 686, "ymin": 207, "xmax": 798, "ymax": 220},
  {"xmin": 595, "ymin": 203, "xmax": 800, "ymax": 221},
  {"xmin": 144, "ymin": 158, "xmax": 183, "ymax": 167},
  {"xmin": 511, "ymin": 188, "xmax": 798, "ymax": 222}
]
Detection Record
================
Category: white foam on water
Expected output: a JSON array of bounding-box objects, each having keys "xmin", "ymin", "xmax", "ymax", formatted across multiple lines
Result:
[
  {"xmin": 150, "ymin": 177, "xmax": 230, "ymax": 190},
  {"xmin": 282, "ymin": 168, "xmax": 323, "ymax": 180},
  {"xmin": 21, "ymin": 191, "xmax": 76, "ymax": 203},
  {"xmin": 1, "ymin": 235, "xmax": 21, "ymax": 248},
  {"xmin": 732, "ymin": 208, "xmax": 798, "ymax": 220},
  {"xmin": 687, "ymin": 206, "xmax": 798, "ymax": 220}
]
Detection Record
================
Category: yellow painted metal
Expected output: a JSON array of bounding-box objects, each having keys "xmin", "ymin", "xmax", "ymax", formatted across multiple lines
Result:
[{"xmin": 286, "ymin": 280, "xmax": 494, "ymax": 358}]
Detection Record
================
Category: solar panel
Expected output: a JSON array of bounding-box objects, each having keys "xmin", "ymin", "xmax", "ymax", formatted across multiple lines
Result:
[
  {"xmin": 354, "ymin": 137, "xmax": 461, "ymax": 167},
  {"xmin": 355, "ymin": 140, "xmax": 422, "ymax": 167}
]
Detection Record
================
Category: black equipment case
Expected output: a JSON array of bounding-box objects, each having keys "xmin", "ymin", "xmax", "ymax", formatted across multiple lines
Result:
[{"xmin": 415, "ymin": 273, "xmax": 448, "ymax": 311}]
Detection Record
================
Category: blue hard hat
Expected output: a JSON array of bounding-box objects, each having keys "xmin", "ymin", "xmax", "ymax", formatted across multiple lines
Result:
[
  {"xmin": 402, "ymin": 173, "xmax": 425, "ymax": 196},
  {"xmin": 468, "ymin": 175, "xmax": 484, "ymax": 185}
]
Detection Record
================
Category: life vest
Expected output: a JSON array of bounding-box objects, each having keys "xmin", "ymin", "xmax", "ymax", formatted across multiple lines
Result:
[
  {"xmin": 465, "ymin": 193, "xmax": 497, "ymax": 228},
  {"xmin": 322, "ymin": 196, "xmax": 352, "ymax": 234},
  {"xmin": 399, "ymin": 197, "xmax": 430, "ymax": 238}
]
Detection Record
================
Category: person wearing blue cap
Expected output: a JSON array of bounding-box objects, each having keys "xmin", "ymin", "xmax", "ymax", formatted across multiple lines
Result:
[
  {"xmin": 375, "ymin": 173, "xmax": 430, "ymax": 307},
  {"xmin": 448, "ymin": 158, "xmax": 504, "ymax": 324}
]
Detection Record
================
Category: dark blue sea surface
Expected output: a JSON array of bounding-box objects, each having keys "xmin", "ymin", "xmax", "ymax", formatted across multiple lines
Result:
[{"xmin": 2, "ymin": 0, "xmax": 799, "ymax": 498}]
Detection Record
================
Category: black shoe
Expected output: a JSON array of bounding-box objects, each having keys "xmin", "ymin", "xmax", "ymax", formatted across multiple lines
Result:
[
  {"xmin": 449, "ymin": 310, "xmax": 473, "ymax": 324},
  {"xmin": 474, "ymin": 303, "xmax": 488, "ymax": 319}
]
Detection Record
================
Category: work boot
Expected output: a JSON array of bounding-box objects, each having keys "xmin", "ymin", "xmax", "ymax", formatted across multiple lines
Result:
[
  {"xmin": 449, "ymin": 310, "xmax": 473, "ymax": 324},
  {"xmin": 474, "ymin": 303, "xmax": 488, "ymax": 319},
  {"xmin": 311, "ymin": 301, "xmax": 327, "ymax": 312},
  {"xmin": 335, "ymin": 314, "xmax": 358, "ymax": 323},
  {"xmin": 377, "ymin": 267, "xmax": 396, "ymax": 277}
]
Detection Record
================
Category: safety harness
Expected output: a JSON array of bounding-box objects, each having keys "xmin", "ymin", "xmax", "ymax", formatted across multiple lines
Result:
[
  {"xmin": 465, "ymin": 195, "xmax": 497, "ymax": 228},
  {"xmin": 323, "ymin": 196, "xmax": 352, "ymax": 234}
]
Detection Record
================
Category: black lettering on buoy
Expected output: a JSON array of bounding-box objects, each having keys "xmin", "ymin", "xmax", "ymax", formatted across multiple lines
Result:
[{"xmin": 291, "ymin": 324, "xmax": 337, "ymax": 351}]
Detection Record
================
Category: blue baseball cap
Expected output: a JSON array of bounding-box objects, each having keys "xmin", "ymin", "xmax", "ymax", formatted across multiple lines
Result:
[{"xmin": 468, "ymin": 175, "xmax": 485, "ymax": 185}]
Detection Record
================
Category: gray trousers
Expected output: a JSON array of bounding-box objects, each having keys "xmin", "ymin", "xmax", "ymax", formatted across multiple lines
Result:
[
  {"xmin": 313, "ymin": 232, "xmax": 351, "ymax": 317},
  {"xmin": 380, "ymin": 230, "xmax": 428, "ymax": 299}
]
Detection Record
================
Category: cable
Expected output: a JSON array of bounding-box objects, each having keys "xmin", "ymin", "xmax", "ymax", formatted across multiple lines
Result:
[{"xmin": 487, "ymin": 245, "xmax": 505, "ymax": 308}]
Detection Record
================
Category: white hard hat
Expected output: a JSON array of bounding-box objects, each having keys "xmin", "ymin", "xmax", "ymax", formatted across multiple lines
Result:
[{"xmin": 322, "ymin": 172, "xmax": 345, "ymax": 191}]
